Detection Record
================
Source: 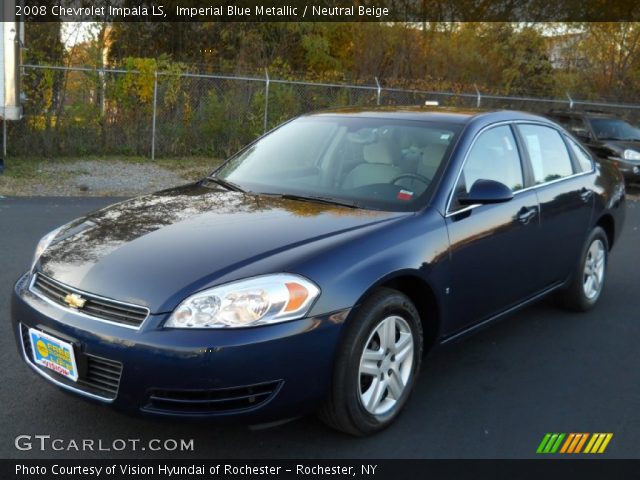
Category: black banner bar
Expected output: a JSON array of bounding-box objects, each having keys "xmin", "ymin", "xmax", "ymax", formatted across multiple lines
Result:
[
  {"xmin": 3, "ymin": 459, "xmax": 640, "ymax": 480},
  {"xmin": 15, "ymin": 0, "xmax": 640, "ymax": 22}
]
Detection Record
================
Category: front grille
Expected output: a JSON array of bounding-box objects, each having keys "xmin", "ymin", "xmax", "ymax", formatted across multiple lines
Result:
[
  {"xmin": 31, "ymin": 274, "xmax": 148, "ymax": 328},
  {"xmin": 144, "ymin": 381, "xmax": 283, "ymax": 414},
  {"xmin": 20, "ymin": 324, "xmax": 123, "ymax": 400}
]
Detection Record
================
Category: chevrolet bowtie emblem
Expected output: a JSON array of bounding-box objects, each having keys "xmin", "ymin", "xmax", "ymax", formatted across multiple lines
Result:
[{"xmin": 64, "ymin": 293, "xmax": 86, "ymax": 309}]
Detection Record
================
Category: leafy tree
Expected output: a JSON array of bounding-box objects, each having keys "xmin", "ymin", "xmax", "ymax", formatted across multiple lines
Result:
[{"xmin": 577, "ymin": 23, "xmax": 640, "ymax": 99}]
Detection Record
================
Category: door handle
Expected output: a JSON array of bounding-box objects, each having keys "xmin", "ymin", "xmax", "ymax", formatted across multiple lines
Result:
[
  {"xmin": 517, "ymin": 206, "xmax": 537, "ymax": 225},
  {"xmin": 580, "ymin": 188, "xmax": 594, "ymax": 202}
]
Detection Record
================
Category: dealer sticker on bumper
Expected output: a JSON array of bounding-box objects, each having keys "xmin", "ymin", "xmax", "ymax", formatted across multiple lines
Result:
[{"xmin": 28, "ymin": 328, "xmax": 78, "ymax": 382}]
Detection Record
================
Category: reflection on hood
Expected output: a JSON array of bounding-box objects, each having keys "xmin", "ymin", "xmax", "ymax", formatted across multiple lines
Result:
[{"xmin": 38, "ymin": 182, "xmax": 402, "ymax": 312}]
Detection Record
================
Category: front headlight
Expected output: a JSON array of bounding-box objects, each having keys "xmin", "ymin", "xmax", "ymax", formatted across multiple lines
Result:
[
  {"xmin": 165, "ymin": 274, "xmax": 320, "ymax": 328},
  {"xmin": 623, "ymin": 149, "xmax": 640, "ymax": 161},
  {"xmin": 31, "ymin": 226, "xmax": 64, "ymax": 271}
]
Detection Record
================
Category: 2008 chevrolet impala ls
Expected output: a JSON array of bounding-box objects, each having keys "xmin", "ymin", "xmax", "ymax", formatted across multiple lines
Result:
[{"xmin": 13, "ymin": 108, "xmax": 625, "ymax": 435}]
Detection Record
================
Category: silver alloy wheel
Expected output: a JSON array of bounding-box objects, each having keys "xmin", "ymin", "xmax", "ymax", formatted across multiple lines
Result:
[
  {"xmin": 583, "ymin": 239, "xmax": 606, "ymax": 300},
  {"xmin": 358, "ymin": 315, "xmax": 414, "ymax": 416}
]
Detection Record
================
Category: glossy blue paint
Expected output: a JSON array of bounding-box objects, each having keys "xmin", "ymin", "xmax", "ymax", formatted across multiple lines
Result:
[{"xmin": 12, "ymin": 109, "xmax": 626, "ymax": 421}]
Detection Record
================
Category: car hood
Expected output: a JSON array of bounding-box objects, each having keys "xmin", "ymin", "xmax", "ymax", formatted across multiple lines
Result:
[
  {"xmin": 602, "ymin": 140, "xmax": 640, "ymax": 154},
  {"xmin": 38, "ymin": 183, "xmax": 405, "ymax": 313}
]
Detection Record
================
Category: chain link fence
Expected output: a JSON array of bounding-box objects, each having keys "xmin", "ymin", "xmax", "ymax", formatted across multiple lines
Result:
[{"xmin": 8, "ymin": 64, "xmax": 640, "ymax": 159}]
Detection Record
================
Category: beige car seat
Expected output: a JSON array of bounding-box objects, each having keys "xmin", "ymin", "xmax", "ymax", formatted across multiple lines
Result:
[{"xmin": 342, "ymin": 142, "xmax": 402, "ymax": 189}]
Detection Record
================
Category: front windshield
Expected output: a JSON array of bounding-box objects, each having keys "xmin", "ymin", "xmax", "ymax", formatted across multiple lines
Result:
[
  {"xmin": 590, "ymin": 118, "xmax": 640, "ymax": 141},
  {"xmin": 214, "ymin": 116, "xmax": 461, "ymax": 211}
]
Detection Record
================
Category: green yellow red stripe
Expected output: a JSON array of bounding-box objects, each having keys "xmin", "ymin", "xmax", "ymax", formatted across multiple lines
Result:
[{"xmin": 538, "ymin": 433, "xmax": 613, "ymax": 454}]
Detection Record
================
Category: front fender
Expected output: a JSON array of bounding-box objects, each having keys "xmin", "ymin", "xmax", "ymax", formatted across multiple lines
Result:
[{"xmin": 298, "ymin": 209, "xmax": 451, "ymax": 322}]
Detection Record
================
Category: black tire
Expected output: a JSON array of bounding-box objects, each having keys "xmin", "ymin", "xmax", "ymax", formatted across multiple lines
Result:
[
  {"xmin": 318, "ymin": 287, "xmax": 423, "ymax": 436},
  {"xmin": 557, "ymin": 226, "xmax": 609, "ymax": 312}
]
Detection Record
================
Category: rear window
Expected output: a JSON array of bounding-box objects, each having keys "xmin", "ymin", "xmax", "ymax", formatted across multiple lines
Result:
[{"xmin": 552, "ymin": 115, "xmax": 590, "ymax": 138}]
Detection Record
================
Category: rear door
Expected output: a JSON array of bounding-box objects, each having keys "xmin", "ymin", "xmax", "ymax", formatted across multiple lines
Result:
[
  {"xmin": 515, "ymin": 124, "xmax": 595, "ymax": 285},
  {"xmin": 445, "ymin": 124, "xmax": 543, "ymax": 334}
]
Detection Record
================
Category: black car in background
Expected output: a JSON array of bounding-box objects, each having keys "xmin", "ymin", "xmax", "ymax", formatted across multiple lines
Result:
[{"xmin": 547, "ymin": 110, "xmax": 640, "ymax": 184}]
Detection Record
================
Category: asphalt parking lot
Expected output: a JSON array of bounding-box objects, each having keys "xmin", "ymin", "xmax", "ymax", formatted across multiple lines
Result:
[{"xmin": 1, "ymin": 196, "xmax": 639, "ymax": 459}]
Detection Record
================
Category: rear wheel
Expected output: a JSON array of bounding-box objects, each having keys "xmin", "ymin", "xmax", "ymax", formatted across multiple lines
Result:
[
  {"xmin": 557, "ymin": 226, "xmax": 608, "ymax": 311},
  {"xmin": 318, "ymin": 288, "xmax": 423, "ymax": 435}
]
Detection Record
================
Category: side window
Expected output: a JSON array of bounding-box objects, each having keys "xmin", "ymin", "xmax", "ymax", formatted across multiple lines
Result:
[
  {"xmin": 565, "ymin": 136, "xmax": 594, "ymax": 172},
  {"xmin": 518, "ymin": 124, "xmax": 574, "ymax": 184},
  {"xmin": 458, "ymin": 125, "xmax": 524, "ymax": 195}
]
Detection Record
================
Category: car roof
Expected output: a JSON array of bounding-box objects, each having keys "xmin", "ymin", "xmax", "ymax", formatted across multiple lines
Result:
[{"xmin": 306, "ymin": 106, "xmax": 550, "ymax": 125}]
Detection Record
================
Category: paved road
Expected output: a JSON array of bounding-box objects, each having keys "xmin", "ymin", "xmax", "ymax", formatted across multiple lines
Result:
[{"xmin": 1, "ymin": 196, "xmax": 639, "ymax": 459}]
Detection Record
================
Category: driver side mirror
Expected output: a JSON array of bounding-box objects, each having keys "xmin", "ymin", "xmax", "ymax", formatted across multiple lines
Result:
[{"xmin": 458, "ymin": 179, "xmax": 514, "ymax": 205}]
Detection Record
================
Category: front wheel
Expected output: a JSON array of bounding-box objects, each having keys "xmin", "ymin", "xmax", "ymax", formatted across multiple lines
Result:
[
  {"xmin": 557, "ymin": 226, "xmax": 609, "ymax": 311},
  {"xmin": 318, "ymin": 288, "xmax": 423, "ymax": 435}
]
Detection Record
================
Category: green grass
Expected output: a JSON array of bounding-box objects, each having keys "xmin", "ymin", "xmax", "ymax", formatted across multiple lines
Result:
[
  {"xmin": 1, "ymin": 156, "xmax": 44, "ymax": 180},
  {"xmin": 152, "ymin": 156, "xmax": 222, "ymax": 179}
]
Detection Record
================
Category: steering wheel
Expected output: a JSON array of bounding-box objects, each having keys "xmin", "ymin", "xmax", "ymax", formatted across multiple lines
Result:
[{"xmin": 390, "ymin": 173, "xmax": 430, "ymax": 186}]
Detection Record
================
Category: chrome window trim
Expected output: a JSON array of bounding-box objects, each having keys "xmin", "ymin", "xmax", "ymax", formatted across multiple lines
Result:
[
  {"xmin": 509, "ymin": 170, "xmax": 593, "ymax": 196},
  {"xmin": 18, "ymin": 323, "xmax": 115, "ymax": 403},
  {"xmin": 444, "ymin": 203, "xmax": 482, "ymax": 217},
  {"xmin": 28, "ymin": 273, "xmax": 149, "ymax": 331},
  {"xmin": 445, "ymin": 120, "xmax": 596, "ymax": 218}
]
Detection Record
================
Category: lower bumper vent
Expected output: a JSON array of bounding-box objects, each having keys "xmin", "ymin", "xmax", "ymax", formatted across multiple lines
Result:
[{"xmin": 144, "ymin": 381, "xmax": 283, "ymax": 414}]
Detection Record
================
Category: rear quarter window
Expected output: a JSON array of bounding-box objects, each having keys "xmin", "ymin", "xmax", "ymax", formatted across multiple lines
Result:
[{"xmin": 565, "ymin": 136, "xmax": 594, "ymax": 172}]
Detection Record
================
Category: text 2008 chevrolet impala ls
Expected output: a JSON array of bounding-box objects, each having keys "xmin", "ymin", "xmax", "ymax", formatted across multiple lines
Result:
[{"xmin": 13, "ymin": 108, "xmax": 625, "ymax": 435}]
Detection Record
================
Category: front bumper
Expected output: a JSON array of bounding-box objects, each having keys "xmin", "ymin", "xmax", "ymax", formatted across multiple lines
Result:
[
  {"xmin": 12, "ymin": 273, "xmax": 348, "ymax": 422},
  {"xmin": 609, "ymin": 158, "xmax": 640, "ymax": 183}
]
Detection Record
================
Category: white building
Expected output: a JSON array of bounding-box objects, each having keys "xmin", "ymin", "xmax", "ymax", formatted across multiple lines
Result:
[{"xmin": 547, "ymin": 33, "xmax": 588, "ymax": 70}]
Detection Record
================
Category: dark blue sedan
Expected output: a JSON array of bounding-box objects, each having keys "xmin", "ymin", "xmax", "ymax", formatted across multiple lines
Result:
[{"xmin": 12, "ymin": 108, "xmax": 625, "ymax": 435}]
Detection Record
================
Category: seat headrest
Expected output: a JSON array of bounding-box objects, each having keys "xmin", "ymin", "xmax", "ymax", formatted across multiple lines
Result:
[{"xmin": 363, "ymin": 143, "xmax": 394, "ymax": 165}]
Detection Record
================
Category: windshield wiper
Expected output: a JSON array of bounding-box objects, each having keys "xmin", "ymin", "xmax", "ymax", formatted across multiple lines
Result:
[
  {"xmin": 205, "ymin": 176, "xmax": 245, "ymax": 192},
  {"xmin": 263, "ymin": 193, "xmax": 362, "ymax": 209}
]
